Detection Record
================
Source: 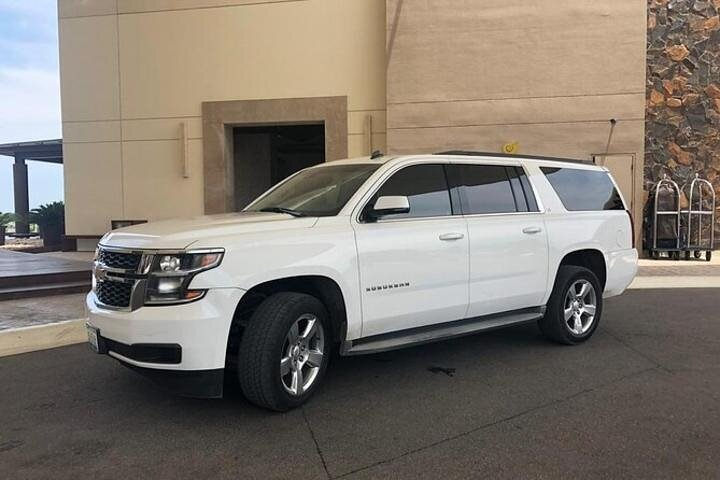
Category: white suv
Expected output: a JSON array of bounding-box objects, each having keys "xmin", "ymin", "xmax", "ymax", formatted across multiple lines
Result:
[{"xmin": 86, "ymin": 152, "xmax": 638, "ymax": 411}]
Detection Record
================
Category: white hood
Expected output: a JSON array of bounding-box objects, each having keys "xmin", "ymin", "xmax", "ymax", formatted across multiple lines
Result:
[{"xmin": 100, "ymin": 212, "xmax": 318, "ymax": 250}]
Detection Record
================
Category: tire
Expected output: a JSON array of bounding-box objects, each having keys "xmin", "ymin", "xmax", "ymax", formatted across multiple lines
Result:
[
  {"xmin": 684, "ymin": 250, "xmax": 691, "ymax": 261},
  {"xmin": 538, "ymin": 266, "xmax": 603, "ymax": 345},
  {"xmin": 237, "ymin": 292, "xmax": 330, "ymax": 411},
  {"xmin": 707, "ymin": 251, "xmax": 712, "ymax": 262},
  {"xmin": 694, "ymin": 250, "xmax": 702, "ymax": 259}
]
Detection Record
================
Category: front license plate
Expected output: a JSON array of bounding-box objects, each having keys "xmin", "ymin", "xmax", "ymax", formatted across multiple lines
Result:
[{"xmin": 87, "ymin": 324, "xmax": 100, "ymax": 353}]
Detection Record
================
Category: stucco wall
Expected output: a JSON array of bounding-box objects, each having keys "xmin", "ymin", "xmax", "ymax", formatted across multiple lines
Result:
[
  {"xmin": 58, "ymin": 0, "xmax": 387, "ymax": 236},
  {"xmin": 384, "ymin": 0, "xmax": 647, "ymax": 239}
]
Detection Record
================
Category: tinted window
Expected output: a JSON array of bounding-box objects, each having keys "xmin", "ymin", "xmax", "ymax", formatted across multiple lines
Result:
[
  {"xmin": 517, "ymin": 167, "xmax": 539, "ymax": 211},
  {"xmin": 541, "ymin": 167, "xmax": 624, "ymax": 211},
  {"xmin": 506, "ymin": 167, "xmax": 529, "ymax": 212},
  {"xmin": 448, "ymin": 165, "xmax": 517, "ymax": 214},
  {"xmin": 369, "ymin": 164, "xmax": 451, "ymax": 219}
]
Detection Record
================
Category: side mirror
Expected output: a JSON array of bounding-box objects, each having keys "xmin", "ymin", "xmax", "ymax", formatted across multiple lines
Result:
[{"xmin": 368, "ymin": 195, "xmax": 410, "ymax": 219}]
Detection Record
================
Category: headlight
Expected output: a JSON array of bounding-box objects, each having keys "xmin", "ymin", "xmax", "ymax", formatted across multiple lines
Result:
[{"xmin": 145, "ymin": 250, "xmax": 224, "ymax": 305}]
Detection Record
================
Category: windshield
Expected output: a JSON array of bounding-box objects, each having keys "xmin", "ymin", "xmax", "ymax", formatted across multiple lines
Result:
[{"xmin": 246, "ymin": 163, "xmax": 380, "ymax": 217}]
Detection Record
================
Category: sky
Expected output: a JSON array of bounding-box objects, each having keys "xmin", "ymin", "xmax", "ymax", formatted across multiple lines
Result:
[{"xmin": 0, "ymin": 0, "xmax": 63, "ymax": 214}]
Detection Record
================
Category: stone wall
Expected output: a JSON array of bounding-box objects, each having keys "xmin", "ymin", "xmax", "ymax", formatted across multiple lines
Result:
[{"xmin": 646, "ymin": 0, "xmax": 720, "ymax": 245}]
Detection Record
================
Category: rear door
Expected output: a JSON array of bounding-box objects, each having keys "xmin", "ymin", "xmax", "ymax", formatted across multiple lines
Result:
[
  {"xmin": 353, "ymin": 163, "xmax": 469, "ymax": 337},
  {"xmin": 446, "ymin": 163, "xmax": 549, "ymax": 317}
]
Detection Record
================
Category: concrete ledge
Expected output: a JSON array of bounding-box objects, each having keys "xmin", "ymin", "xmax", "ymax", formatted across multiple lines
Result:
[
  {"xmin": 0, "ymin": 319, "xmax": 87, "ymax": 357},
  {"xmin": 629, "ymin": 276, "xmax": 720, "ymax": 289}
]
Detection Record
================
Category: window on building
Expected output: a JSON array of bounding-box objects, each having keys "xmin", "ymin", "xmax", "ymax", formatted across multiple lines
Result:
[{"xmin": 541, "ymin": 167, "xmax": 625, "ymax": 211}]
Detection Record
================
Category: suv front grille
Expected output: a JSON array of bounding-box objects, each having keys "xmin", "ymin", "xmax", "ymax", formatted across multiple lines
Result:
[
  {"xmin": 98, "ymin": 249, "xmax": 142, "ymax": 271},
  {"xmin": 96, "ymin": 280, "xmax": 133, "ymax": 308}
]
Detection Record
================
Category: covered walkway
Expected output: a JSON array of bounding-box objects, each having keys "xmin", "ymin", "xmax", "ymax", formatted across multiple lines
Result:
[{"xmin": 0, "ymin": 139, "xmax": 63, "ymax": 235}]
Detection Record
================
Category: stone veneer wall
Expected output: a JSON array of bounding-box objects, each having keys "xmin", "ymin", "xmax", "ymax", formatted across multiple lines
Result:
[{"xmin": 646, "ymin": 0, "xmax": 720, "ymax": 245}]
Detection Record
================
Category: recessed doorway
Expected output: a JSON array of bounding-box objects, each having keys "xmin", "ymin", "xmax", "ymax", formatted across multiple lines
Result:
[{"xmin": 233, "ymin": 124, "xmax": 325, "ymax": 210}]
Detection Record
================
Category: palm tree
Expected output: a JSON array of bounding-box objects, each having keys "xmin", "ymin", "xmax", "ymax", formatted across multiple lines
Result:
[
  {"xmin": 0, "ymin": 212, "xmax": 14, "ymax": 246},
  {"xmin": 29, "ymin": 202, "xmax": 65, "ymax": 247}
]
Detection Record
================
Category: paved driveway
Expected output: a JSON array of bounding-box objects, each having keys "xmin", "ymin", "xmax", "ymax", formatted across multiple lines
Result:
[{"xmin": 1, "ymin": 288, "xmax": 718, "ymax": 479}]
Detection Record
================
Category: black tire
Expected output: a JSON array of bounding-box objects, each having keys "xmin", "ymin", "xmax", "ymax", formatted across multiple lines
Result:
[
  {"xmin": 694, "ymin": 250, "xmax": 702, "ymax": 259},
  {"xmin": 538, "ymin": 265, "xmax": 603, "ymax": 345},
  {"xmin": 706, "ymin": 251, "xmax": 712, "ymax": 262},
  {"xmin": 237, "ymin": 292, "xmax": 330, "ymax": 411}
]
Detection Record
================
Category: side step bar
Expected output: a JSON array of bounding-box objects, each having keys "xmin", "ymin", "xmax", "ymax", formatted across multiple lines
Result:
[{"xmin": 341, "ymin": 306, "xmax": 546, "ymax": 356}]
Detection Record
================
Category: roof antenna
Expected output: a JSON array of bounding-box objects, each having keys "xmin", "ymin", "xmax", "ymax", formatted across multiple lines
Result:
[{"xmin": 370, "ymin": 150, "xmax": 384, "ymax": 159}]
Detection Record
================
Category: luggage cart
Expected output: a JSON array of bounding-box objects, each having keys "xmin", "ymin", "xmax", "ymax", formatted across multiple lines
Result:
[
  {"xmin": 649, "ymin": 176, "xmax": 682, "ymax": 260},
  {"xmin": 681, "ymin": 174, "xmax": 715, "ymax": 261}
]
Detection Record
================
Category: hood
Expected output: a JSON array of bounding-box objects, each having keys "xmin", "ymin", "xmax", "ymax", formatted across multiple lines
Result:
[{"xmin": 100, "ymin": 212, "xmax": 318, "ymax": 250}]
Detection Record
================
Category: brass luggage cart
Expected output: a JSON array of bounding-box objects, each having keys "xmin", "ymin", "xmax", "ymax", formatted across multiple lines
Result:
[
  {"xmin": 649, "ymin": 177, "xmax": 682, "ymax": 260},
  {"xmin": 681, "ymin": 174, "xmax": 715, "ymax": 262}
]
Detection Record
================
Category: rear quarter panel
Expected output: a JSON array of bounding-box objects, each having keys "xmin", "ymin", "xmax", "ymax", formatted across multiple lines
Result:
[{"xmin": 524, "ymin": 162, "xmax": 637, "ymax": 302}]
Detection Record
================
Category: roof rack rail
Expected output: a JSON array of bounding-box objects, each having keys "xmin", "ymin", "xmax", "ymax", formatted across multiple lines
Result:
[{"xmin": 433, "ymin": 150, "xmax": 593, "ymax": 165}]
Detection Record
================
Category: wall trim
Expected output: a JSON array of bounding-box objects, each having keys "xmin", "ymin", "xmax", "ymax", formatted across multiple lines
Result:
[{"xmin": 201, "ymin": 96, "xmax": 348, "ymax": 214}]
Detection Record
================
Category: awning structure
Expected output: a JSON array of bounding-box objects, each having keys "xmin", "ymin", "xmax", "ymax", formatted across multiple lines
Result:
[{"xmin": 0, "ymin": 139, "xmax": 63, "ymax": 235}]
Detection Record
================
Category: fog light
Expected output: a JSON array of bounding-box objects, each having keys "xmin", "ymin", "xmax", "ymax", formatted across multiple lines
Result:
[{"xmin": 157, "ymin": 277, "xmax": 183, "ymax": 294}]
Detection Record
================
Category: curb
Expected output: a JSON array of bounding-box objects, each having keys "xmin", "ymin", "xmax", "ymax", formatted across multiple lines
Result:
[
  {"xmin": 0, "ymin": 319, "xmax": 87, "ymax": 358},
  {"xmin": 629, "ymin": 276, "xmax": 720, "ymax": 289}
]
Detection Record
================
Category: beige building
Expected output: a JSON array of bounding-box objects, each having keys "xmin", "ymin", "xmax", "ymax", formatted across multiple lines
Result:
[{"xmin": 58, "ymin": 0, "xmax": 647, "ymax": 249}]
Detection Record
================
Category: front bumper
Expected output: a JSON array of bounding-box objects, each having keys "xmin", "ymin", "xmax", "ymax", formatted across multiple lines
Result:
[{"xmin": 86, "ymin": 288, "xmax": 245, "ymax": 394}]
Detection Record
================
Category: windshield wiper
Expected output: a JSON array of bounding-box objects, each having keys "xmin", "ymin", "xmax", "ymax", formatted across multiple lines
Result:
[{"xmin": 259, "ymin": 207, "xmax": 307, "ymax": 217}]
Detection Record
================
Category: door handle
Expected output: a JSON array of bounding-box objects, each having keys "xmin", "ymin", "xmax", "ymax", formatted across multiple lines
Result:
[
  {"xmin": 439, "ymin": 232, "xmax": 465, "ymax": 241},
  {"xmin": 522, "ymin": 226, "xmax": 542, "ymax": 235}
]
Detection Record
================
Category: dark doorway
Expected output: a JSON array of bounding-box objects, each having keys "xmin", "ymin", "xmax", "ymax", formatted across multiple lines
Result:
[{"xmin": 233, "ymin": 124, "xmax": 325, "ymax": 210}]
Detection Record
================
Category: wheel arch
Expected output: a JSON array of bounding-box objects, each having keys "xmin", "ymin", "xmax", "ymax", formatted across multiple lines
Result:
[
  {"xmin": 225, "ymin": 275, "xmax": 348, "ymax": 368},
  {"xmin": 554, "ymin": 249, "xmax": 607, "ymax": 291}
]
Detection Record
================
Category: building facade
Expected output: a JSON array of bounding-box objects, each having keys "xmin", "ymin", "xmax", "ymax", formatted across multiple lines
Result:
[{"xmin": 56, "ymin": 0, "xmax": 717, "ymax": 250}]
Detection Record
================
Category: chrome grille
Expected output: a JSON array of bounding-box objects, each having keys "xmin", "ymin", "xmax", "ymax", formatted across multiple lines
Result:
[
  {"xmin": 97, "ymin": 249, "xmax": 142, "ymax": 271},
  {"xmin": 96, "ymin": 280, "xmax": 133, "ymax": 308}
]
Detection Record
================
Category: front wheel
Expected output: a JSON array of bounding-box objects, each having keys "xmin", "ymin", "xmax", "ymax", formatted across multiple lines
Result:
[
  {"xmin": 238, "ymin": 292, "xmax": 329, "ymax": 411},
  {"xmin": 539, "ymin": 266, "xmax": 603, "ymax": 345}
]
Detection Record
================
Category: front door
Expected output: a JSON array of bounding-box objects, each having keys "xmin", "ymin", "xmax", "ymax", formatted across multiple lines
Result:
[{"xmin": 353, "ymin": 164, "xmax": 469, "ymax": 338}]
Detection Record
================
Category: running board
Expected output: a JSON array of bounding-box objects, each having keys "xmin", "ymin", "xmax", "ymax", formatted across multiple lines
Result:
[{"xmin": 342, "ymin": 306, "xmax": 545, "ymax": 356}]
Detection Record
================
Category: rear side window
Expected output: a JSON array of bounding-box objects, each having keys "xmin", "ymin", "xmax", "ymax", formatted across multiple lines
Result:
[
  {"xmin": 541, "ymin": 167, "xmax": 624, "ymax": 211},
  {"xmin": 447, "ymin": 165, "xmax": 538, "ymax": 215},
  {"xmin": 369, "ymin": 164, "xmax": 452, "ymax": 219}
]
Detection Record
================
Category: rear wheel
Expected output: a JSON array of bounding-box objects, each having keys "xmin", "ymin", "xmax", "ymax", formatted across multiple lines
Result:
[
  {"xmin": 707, "ymin": 251, "xmax": 712, "ymax": 262},
  {"xmin": 237, "ymin": 292, "xmax": 329, "ymax": 411},
  {"xmin": 539, "ymin": 266, "xmax": 602, "ymax": 345}
]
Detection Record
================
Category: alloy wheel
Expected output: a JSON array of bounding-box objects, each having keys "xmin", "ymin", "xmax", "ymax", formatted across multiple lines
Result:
[
  {"xmin": 563, "ymin": 279, "xmax": 597, "ymax": 335},
  {"xmin": 280, "ymin": 314, "xmax": 325, "ymax": 396}
]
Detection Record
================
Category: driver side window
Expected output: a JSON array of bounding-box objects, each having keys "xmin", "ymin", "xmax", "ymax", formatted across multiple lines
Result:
[{"xmin": 368, "ymin": 164, "xmax": 452, "ymax": 220}]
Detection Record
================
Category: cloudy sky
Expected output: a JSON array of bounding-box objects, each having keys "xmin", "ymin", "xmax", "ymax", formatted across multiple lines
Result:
[{"xmin": 0, "ymin": 0, "xmax": 63, "ymax": 214}]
